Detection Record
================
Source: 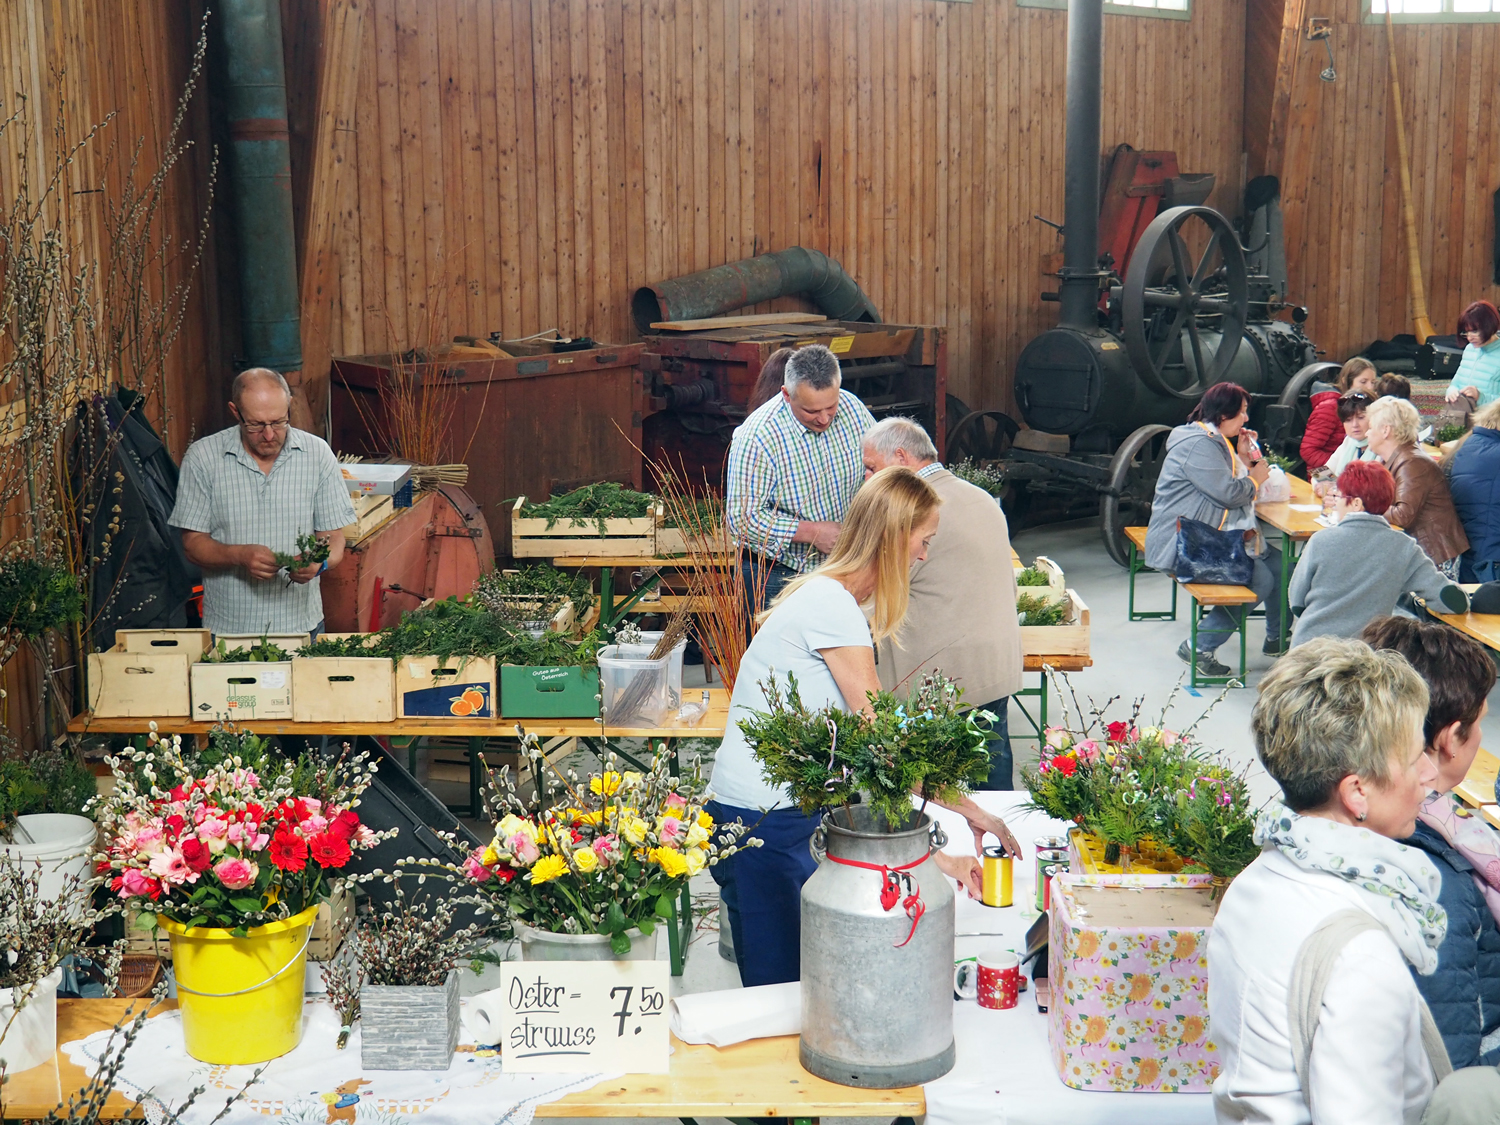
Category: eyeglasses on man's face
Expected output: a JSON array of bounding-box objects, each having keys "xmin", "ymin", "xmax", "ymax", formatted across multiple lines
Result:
[{"xmin": 241, "ymin": 419, "xmax": 290, "ymax": 434}]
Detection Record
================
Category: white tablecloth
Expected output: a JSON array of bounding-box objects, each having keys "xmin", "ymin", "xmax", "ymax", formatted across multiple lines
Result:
[
  {"xmin": 921, "ymin": 793, "xmax": 1214, "ymax": 1125},
  {"xmin": 62, "ymin": 999, "xmax": 618, "ymax": 1125}
]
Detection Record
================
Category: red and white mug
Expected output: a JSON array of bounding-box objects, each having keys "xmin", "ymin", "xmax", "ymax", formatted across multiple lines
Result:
[{"xmin": 976, "ymin": 950, "xmax": 1021, "ymax": 1010}]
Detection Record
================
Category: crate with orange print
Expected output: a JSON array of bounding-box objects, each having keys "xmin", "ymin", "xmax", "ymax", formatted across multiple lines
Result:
[
  {"xmin": 1047, "ymin": 872, "xmax": 1221, "ymax": 1093},
  {"xmin": 396, "ymin": 656, "xmax": 496, "ymax": 719}
]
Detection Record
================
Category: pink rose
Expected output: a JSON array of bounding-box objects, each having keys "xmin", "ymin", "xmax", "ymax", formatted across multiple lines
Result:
[
  {"xmin": 212, "ymin": 856, "xmax": 259, "ymax": 890},
  {"xmin": 1075, "ymin": 740, "xmax": 1101, "ymax": 764},
  {"xmin": 508, "ymin": 833, "xmax": 540, "ymax": 866},
  {"xmin": 119, "ymin": 868, "xmax": 156, "ymax": 897},
  {"xmin": 592, "ymin": 834, "xmax": 618, "ymax": 863},
  {"xmin": 352, "ymin": 825, "xmax": 376, "ymax": 848},
  {"xmin": 1161, "ymin": 729, "xmax": 1180, "ymax": 747},
  {"xmin": 663, "ymin": 792, "xmax": 688, "ymax": 810},
  {"xmin": 464, "ymin": 853, "xmax": 494, "ymax": 882},
  {"xmin": 134, "ymin": 825, "xmax": 164, "ymax": 854},
  {"xmin": 298, "ymin": 815, "xmax": 329, "ymax": 835},
  {"xmin": 658, "ymin": 817, "xmax": 683, "ymax": 846}
]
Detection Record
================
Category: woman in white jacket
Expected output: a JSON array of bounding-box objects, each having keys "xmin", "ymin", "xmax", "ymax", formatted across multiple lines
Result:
[{"xmin": 1210, "ymin": 637, "xmax": 1470, "ymax": 1125}]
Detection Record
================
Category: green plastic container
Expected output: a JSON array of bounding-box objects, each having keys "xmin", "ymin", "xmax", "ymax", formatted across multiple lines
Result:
[{"xmin": 499, "ymin": 664, "xmax": 601, "ymax": 718}]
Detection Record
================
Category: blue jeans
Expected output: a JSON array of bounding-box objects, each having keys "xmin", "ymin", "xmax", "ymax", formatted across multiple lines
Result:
[
  {"xmin": 741, "ymin": 556, "xmax": 799, "ymax": 629},
  {"xmin": 1193, "ymin": 548, "xmax": 1285, "ymax": 653},
  {"xmin": 972, "ymin": 697, "xmax": 1013, "ymax": 790},
  {"xmin": 706, "ymin": 800, "xmax": 820, "ymax": 987}
]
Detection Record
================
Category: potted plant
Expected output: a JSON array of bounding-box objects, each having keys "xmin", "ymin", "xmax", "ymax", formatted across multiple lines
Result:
[
  {"xmin": 737, "ymin": 671, "xmax": 992, "ymax": 1088},
  {"xmin": 429, "ymin": 736, "xmax": 754, "ymax": 959},
  {"xmin": 1, "ymin": 748, "xmax": 101, "ymax": 908},
  {"xmin": 349, "ymin": 884, "xmax": 485, "ymax": 1070},
  {"xmin": 93, "ymin": 725, "xmax": 385, "ymax": 1064},
  {"xmin": 1, "ymin": 853, "xmax": 117, "ymax": 1077}
]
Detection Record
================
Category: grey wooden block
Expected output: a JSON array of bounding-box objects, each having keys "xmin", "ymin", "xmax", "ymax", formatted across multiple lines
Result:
[{"xmin": 360, "ymin": 969, "xmax": 460, "ymax": 1071}]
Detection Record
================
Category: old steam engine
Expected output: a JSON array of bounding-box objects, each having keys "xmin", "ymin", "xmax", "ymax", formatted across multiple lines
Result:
[{"xmin": 985, "ymin": 0, "xmax": 1321, "ymax": 566}]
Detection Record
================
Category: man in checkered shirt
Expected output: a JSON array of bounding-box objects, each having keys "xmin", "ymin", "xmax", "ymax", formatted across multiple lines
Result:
[
  {"xmin": 725, "ymin": 345, "xmax": 875, "ymax": 603},
  {"xmin": 170, "ymin": 369, "xmax": 357, "ymax": 637}
]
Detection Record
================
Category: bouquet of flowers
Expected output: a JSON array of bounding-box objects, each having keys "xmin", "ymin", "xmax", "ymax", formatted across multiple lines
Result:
[
  {"xmin": 447, "ymin": 734, "xmax": 756, "ymax": 956},
  {"xmin": 93, "ymin": 726, "xmax": 385, "ymax": 935}
]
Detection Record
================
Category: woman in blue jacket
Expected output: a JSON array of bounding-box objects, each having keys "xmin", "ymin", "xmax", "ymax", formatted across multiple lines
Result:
[
  {"xmin": 1450, "ymin": 399, "xmax": 1500, "ymax": 584},
  {"xmin": 1364, "ymin": 615, "xmax": 1500, "ymax": 1070}
]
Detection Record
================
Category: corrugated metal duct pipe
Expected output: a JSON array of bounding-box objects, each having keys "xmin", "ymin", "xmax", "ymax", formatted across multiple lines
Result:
[
  {"xmin": 632, "ymin": 247, "xmax": 881, "ymax": 334},
  {"xmin": 218, "ymin": 0, "xmax": 302, "ymax": 373}
]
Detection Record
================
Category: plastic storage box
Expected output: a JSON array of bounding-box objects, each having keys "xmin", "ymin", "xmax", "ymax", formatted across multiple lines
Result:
[
  {"xmin": 619, "ymin": 633, "xmax": 688, "ymax": 710},
  {"xmin": 597, "ymin": 644, "xmax": 678, "ymax": 727}
]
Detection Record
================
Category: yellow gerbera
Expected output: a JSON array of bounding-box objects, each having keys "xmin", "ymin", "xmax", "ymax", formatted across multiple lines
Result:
[
  {"xmin": 651, "ymin": 847, "xmax": 689, "ymax": 878},
  {"xmin": 573, "ymin": 847, "xmax": 599, "ymax": 873},
  {"xmin": 528, "ymin": 855, "xmax": 569, "ymax": 884},
  {"xmin": 590, "ymin": 772, "xmax": 623, "ymax": 797},
  {"xmin": 575, "ymin": 809, "xmax": 605, "ymax": 826},
  {"xmin": 697, "ymin": 811, "xmax": 714, "ymax": 829},
  {"xmin": 481, "ymin": 843, "xmax": 501, "ymax": 866}
]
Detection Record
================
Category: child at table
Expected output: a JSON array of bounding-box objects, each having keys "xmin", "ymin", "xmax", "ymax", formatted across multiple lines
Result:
[{"xmin": 1288, "ymin": 461, "xmax": 1468, "ymax": 647}]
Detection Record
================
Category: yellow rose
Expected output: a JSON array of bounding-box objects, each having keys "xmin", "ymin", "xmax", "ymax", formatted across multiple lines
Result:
[
  {"xmin": 684, "ymin": 848, "xmax": 705, "ymax": 876},
  {"xmin": 697, "ymin": 811, "xmax": 714, "ymax": 829},
  {"xmin": 590, "ymin": 772, "xmax": 623, "ymax": 797},
  {"xmin": 573, "ymin": 847, "xmax": 599, "ymax": 873},
  {"xmin": 622, "ymin": 771, "xmax": 643, "ymax": 788},
  {"xmin": 651, "ymin": 847, "xmax": 688, "ymax": 879},
  {"xmin": 620, "ymin": 815, "xmax": 648, "ymax": 845},
  {"xmin": 684, "ymin": 823, "xmax": 710, "ymax": 849},
  {"xmin": 528, "ymin": 855, "xmax": 569, "ymax": 884},
  {"xmin": 499, "ymin": 814, "xmax": 535, "ymax": 841}
]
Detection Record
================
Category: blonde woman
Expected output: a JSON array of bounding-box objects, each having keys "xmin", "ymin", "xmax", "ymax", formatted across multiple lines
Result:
[
  {"xmin": 707, "ymin": 466, "xmax": 1021, "ymax": 987},
  {"xmin": 1366, "ymin": 395, "xmax": 1469, "ymax": 571}
]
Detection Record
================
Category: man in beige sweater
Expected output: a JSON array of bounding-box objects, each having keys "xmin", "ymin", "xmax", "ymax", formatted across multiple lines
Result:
[{"xmin": 861, "ymin": 418, "xmax": 1023, "ymax": 788}]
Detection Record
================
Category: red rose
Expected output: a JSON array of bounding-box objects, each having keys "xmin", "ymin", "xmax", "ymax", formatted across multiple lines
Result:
[
  {"xmin": 1106, "ymin": 721, "xmax": 1130, "ymax": 742},
  {"xmin": 164, "ymin": 814, "xmax": 186, "ymax": 838},
  {"xmin": 307, "ymin": 832, "xmax": 352, "ymax": 869},
  {"xmin": 493, "ymin": 865, "xmax": 517, "ymax": 884},
  {"xmin": 269, "ymin": 827, "xmax": 308, "ymax": 872},
  {"xmin": 179, "ymin": 838, "xmax": 213, "ymax": 873},
  {"xmin": 169, "ymin": 785, "xmax": 189, "ymax": 802},
  {"xmin": 1051, "ymin": 755, "xmax": 1078, "ymax": 777},
  {"xmin": 328, "ymin": 809, "xmax": 360, "ymax": 841}
]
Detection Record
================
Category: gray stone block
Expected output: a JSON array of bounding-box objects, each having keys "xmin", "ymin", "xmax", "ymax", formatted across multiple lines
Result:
[{"xmin": 360, "ymin": 969, "xmax": 460, "ymax": 1071}]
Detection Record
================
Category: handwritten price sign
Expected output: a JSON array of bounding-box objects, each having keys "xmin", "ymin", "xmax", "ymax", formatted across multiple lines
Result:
[{"xmin": 498, "ymin": 961, "xmax": 671, "ymax": 1073}]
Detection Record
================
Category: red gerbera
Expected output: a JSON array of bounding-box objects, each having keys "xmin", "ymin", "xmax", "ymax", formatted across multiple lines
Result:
[
  {"xmin": 307, "ymin": 831, "xmax": 352, "ymax": 869},
  {"xmin": 269, "ymin": 826, "xmax": 308, "ymax": 872},
  {"xmin": 179, "ymin": 837, "xmax": 213, "ymax": 873},
  {"xmin": 328, "ymin": 809, "xmax": 360, "ymax": 841},
  {"xmin": 1050, "ymin": 755, "xmax": 1079, "ymax": 777}
]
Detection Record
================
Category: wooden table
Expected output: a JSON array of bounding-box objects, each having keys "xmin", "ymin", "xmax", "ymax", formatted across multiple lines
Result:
[
  {"xmin": 1255, "ymin": 472, "xmax": 1324, "ymax": 651},
  {"xmin": 0, "ymin": 1000, "xmax": 923, "ymax": 1124},
  {"xmin": 1456, "ymin": 748, "xmax": 1500, "ymax": 809},
  {"xmin": 1427, "ymin": 586, "xmax": 1500, "ymax": 653}
]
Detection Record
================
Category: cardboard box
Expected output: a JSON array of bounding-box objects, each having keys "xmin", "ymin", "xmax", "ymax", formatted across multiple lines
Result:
[
  {"xmin": 115, "ymin": 629, "xmax": 212, "ymax": 657},
  {"xmin": 510, "ymin": 496, "xmax": 659, "ymax": 559},
  {"xmin": 396, "ymin": 656, "xmax": 496, "ymax": 718},
  {"xmin": 293, "ymin": 655, "xmax": 396, "ymax": 723},
  {"xmin": 88, "ymin": 647, "xmax": 194, "ymax": 717},
  {"xmin": 500, "ymin": 664, "xmax": 601, "ymax": 719},
  {"xmin": 341, "ymin": 462, "xmax": 413, "ymax": 496},
  {"xmin": 1020, "ymin": 588, "xmax": 1091, "ymax": 657},
  {"xmin": 190, "ymin": 661, "xmax": 295, "ymax": 721},
  {"xmin": 1048, "ymin": 873, "xmax": 1222, "ymax": 1093}
]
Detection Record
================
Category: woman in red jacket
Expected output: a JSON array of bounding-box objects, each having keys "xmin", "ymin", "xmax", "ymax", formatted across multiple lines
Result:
[{"xmin": 1301, "ymin": 357, "xmax": 1380, "ymax": 471}]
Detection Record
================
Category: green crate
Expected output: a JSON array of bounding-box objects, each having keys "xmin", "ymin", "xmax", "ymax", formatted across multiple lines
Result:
[{"xmin": 499, "ymin": 664, "xmax": 601, "ymax": 718}]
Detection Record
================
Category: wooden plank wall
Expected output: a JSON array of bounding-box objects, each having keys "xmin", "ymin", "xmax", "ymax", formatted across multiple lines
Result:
[
  {"xmin": 1263, "ymin": 2, "xmax": 1500, "ymax": 360},
  {"xmin": 300, "ymin": 0, "xmax": 1247, "ymax": 412}
]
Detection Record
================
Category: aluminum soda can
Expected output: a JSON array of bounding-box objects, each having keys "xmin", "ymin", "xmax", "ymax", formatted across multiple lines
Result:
[{"xmin": 981, "ymin": 845, "xmax": 1013, "ymax": 907}]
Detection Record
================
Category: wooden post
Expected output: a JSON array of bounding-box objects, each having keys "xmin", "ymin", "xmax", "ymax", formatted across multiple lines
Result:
[{"xmin": 1385, "ymin": 10, "xmax": 1436, "ymax": 344}]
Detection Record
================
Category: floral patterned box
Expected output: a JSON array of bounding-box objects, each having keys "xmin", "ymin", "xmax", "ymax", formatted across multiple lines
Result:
[{"xmin": 1047, "ymin": 872, "xmax": 1221, "ymax": 1093}]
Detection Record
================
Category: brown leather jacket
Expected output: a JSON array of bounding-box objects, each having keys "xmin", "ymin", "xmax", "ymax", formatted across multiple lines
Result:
[{"xmin": 1383, "ymin": 443, "xmax": 1470, "ymax": 564}]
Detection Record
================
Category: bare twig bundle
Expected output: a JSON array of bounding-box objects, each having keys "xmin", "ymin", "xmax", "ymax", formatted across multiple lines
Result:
[{"xmin": 604, "ymin": 572, "xmax": 703, "ymax": 724}]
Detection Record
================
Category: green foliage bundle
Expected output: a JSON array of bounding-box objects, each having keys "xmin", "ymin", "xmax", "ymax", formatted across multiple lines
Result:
[
  {"xmin": 521, "ymin": 482, "xmax": 654, "ymax": 534},
  {"xmin": 271, "ymin": 532, "xmax": 330, "ymax": 572},
  {"xmin": 1437, "ymin": 422, "xmax": 1468, "ymax": 445},
  {"xmin": 473, "ymin": 564, "xmax": 595, "ymax": 621},
  {"xmin": 0, "ymin": 751, "xmax": 97, "ymax": 838},
  {"xmin": 0, "ymin": 557, "xmax": 84, "ymax": 639},
  {"xmin": 1265, "ymin": 451, "xmax": 1297, "ymax": 472},
  {"xmin": 737, "ymin": 672, "xmax": 991, "ymax": 829},
  {"xmin": 362, "ymin": 596, "xmax": 602, "ymax": 668},
  {"xmin": 1015, "ymin": 566, "xmax": 1051, "ymax": 588},
  {"xmin": 299, "ymin": 634, "xmax": 380, "ymax": 658},
  {"xmin": 201, "ymin": 635, "xmax": 296, "ymax": 663},
  {"xmin": 950, "ymin": 459, "xmax": 1005, "ymax": 497},
  {"xmin": 660, "ymin": 495, "xmax": 723, "ymax": 532},
  {"xmin": 1167, "ymin": 769, "xmax": 1260, "ymax": 879},
  {"xmin": 1017, "ymin": 591, "xmax": 1067, "ymax": 626}
]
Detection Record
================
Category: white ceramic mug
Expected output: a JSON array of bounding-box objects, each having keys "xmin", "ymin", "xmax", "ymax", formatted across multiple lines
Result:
[{"xmin": 953, "ymin": 959, "xmax": 979, "ymax": 1000}]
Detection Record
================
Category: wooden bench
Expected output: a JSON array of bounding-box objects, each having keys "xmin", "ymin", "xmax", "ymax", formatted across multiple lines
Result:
[
  {"xmin": 1457, "ymin": 748, "xmax": 1500, "ymax": 809},
  {"xmin": 1124, "ymin": 526, "xmax": 1178, "ymax": 622},
  {"xmin": 1184, "ymin": 582, "xmax": 1259, "ymax": 688}
]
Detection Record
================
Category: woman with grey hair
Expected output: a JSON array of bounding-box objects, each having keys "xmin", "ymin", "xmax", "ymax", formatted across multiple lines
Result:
[
  {"xmin": 1366, "ymin": 395, "xmax": 1469, "ymax": 572},
  {"xmin": 1209, "ymin": 636, "xmax": 1453, "ymax": 1122}
]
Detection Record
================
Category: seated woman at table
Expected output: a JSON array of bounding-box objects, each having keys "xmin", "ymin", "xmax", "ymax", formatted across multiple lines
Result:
[
  {"xmin": 1362, "ymin": 615, "xmax": 1500, "ymax": 1072},
  {"xmin": 1208, "ymin": 637, "xmax": 1500, "ymax": 1124},
  {"xmin": 1303, "ymin": 357, "xmax": 1379, "ymax": 471},
  {"xmin": 705, "ymin": 466, "xmax": 1021, "ymax": 988},
  {"xmin": 1446, "ymin": 300, "xmax": 1500, "ymax": 411},
  {"xmin": 1367, "ymin": 395, "xmax": 1469, "ymax": 575},
  {"xmin": 1288, "ymin": 462, "xmax": 1467, "ymax": 648},
  {"xmin": 1143, "ymin": 381, "xmax": 1280, "ymax": 680},
  {"xmin": 1449, "ymin": 399, "xmax": 1500, "ymax": 584},
  {"xmin": 1323, "ymin": 391, "xmax": 1379, "ymax": 479}
]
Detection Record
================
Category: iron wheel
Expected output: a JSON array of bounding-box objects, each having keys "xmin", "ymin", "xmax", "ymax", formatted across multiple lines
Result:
[{"xmin": 1100, "ymin": 424, "xmax": 1172, "ymax": 567}]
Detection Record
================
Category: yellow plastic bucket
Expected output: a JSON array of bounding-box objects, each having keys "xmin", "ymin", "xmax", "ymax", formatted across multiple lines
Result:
[{"xmin": 160, "ymin": 904, "xmax": 318, "ymax": 1063}]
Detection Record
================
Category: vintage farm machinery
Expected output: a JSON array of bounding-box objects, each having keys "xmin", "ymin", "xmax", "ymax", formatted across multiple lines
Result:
[{"xmin": 946, "ymin": 0, "xmax": 1323, "ymax": 566}]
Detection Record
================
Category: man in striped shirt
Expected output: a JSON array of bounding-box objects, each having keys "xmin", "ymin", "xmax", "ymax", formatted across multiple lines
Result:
[
  {"xmin": 725, "ymin": 345, "xmax": 875, "ymax": 602},
  {"xmin": 169, "ymin": 369, "xmax": 357, "ymax": 637}
]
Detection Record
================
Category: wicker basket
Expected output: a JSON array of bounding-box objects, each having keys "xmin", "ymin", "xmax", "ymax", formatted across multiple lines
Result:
[{"xmin": 117, "ymin": 954, "xmax": 163, "ymax": 998}]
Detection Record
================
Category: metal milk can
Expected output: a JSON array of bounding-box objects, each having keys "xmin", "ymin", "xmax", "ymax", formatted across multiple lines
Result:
[{"xmin": 799, "ymin": 806, "xmax": 956, "ymax": 1087}]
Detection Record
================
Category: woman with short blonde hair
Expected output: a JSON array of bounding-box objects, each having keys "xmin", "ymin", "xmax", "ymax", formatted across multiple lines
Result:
[
  {"xmin": 709, "ymin": 466, "xmax": 1020, "ymax": 987},
  {"xmin": 1366, "ymin": 395, "xmax": 1469, "ymax": 570}
]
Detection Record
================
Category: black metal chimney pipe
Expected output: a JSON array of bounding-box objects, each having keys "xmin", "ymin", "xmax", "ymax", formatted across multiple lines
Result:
[{"xmin": 1058, "ymin": 0, "xmax": 1104, "ymax": 332}]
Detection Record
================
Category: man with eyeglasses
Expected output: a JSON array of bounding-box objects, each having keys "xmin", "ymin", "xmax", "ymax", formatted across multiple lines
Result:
[{"xmin": 169, "ymin": 368, "xmax": 357, "ymax": 637}]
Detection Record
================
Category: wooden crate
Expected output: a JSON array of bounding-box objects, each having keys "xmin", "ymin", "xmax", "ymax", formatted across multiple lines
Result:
[
  {"xmin": 215, "ymin": 633, "xmax": 312, "ymax": 655},
  {"xmin": 510, "ymin": 496, "xmax": 659, "ymax": 558},
  {"xmin": 396, "ymin": 655, "xmax": 496, "ymax": 718},
  {"xmin": 293, "ymin": 656, "xmax": 396, "ymax": 723},
  {"xmin": 655, "ymin": 526, "xmax": 729, "ymax": 557},
  {"xmin": 190, "ymin": 661, "xmax": 295, "ymax": 721},
  {"xmin": 1020, "ymin": 588, "xmax": 1090, "ymax": 657},
  {"xmin": 88, "ymin": 647, "xmax": 193, "ymax": 717},
  {"xmin": 343, "ymin": 492, "xmax": 398, "ymax": 546},
  {"xmin": 115, "ymin": 629, "xmax": 211, "ymax": 657},
  {"xmin": 1015, "ymin": 555, "xmax": 1069, "ymax": 608},
  {"xmin": 125, "ymin": 885, "xmax": 355, "ymax": 956}
]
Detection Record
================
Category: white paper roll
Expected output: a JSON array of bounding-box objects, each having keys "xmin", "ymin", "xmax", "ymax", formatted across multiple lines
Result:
[{"xmin": 668, "ymin": 981, "xmax": 802, "ymax": 1047}]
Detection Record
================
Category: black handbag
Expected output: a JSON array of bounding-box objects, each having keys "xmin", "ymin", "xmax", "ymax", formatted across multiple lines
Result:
[{"xmin": 1174, "ymin": 517, "xmax": 1255, "ymax": 585}]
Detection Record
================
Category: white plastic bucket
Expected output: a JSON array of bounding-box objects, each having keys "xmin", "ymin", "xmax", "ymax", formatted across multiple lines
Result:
[
  {"xmin": 0, "ymin": 967, "xmax": 62, "ymax": 1074},
  {"xmin": 1, "ymin": 813, "xmax": 98, "ymax": 909}
]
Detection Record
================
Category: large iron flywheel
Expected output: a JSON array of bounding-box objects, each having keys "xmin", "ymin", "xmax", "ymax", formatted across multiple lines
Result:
[{"xmin": 1121, "ymin": 206, "xmax": 1250, "ymax": 401}]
